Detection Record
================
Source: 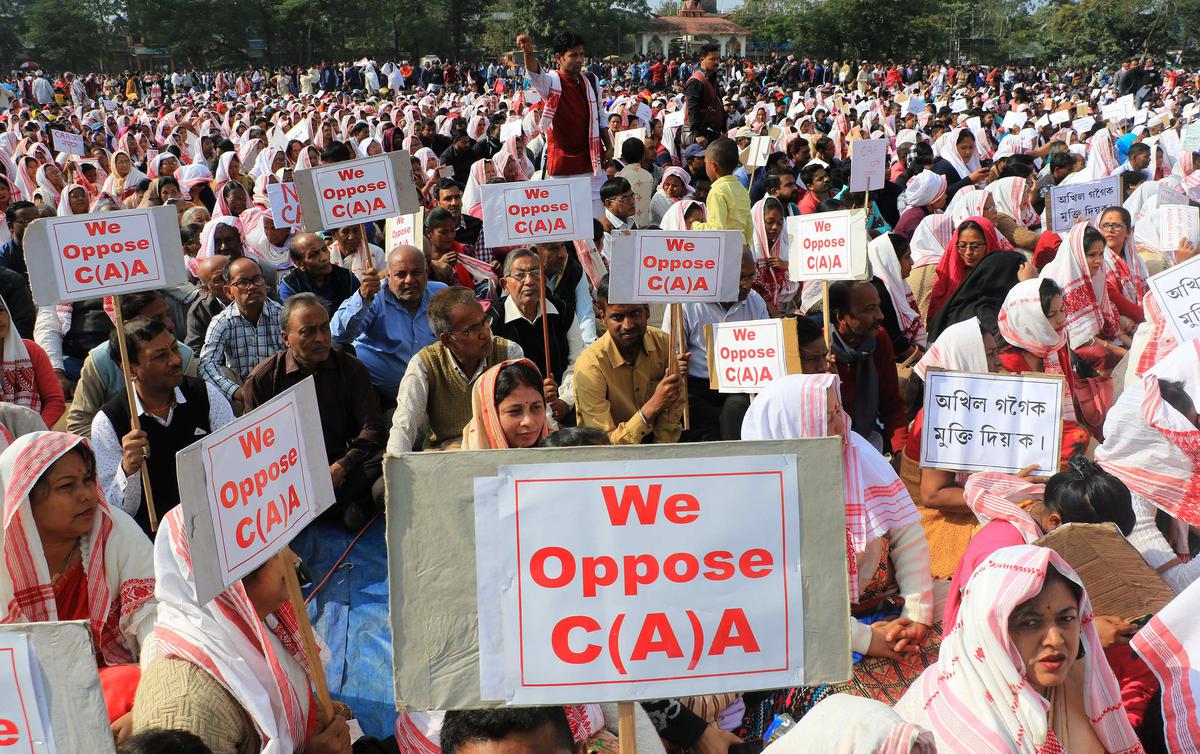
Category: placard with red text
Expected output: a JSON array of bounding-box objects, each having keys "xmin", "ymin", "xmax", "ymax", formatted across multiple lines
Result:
[
  {"xmin": 176, "ymin": 377, "xmax": 335, "ymax": 604},
  {"xmin": 476, "ymin": 455, "xmax": 803, "ymax": 703},
  {"xmin": 0, "ymin": 633, "xmax": 51, "ymax": 753},
  {"xmin": 293, "ymin": 151, "xmax": 419, "ymax": 232},
  {"xmin": 705, "ymin": 318, "xmax": 802, "ymax": 393},
  {"xmin": 385, "ymin": 209, "xmax": 424, "ymax": 254},
  {"xmin": 267, "ymin": 181, "xmax": 304, "ymax": 229},
  {"xmin": 607, "ymin": 230, "xmax": 743, "ymax": 304},
  {"xmin": 786, "ymin": 209, "xmax": 870, "ymax": 282},
  {"xmin": 480, "ymin": 177, "xmax": 594, "ymax": 247},
  {"xmin": 23, "ymin": 205, "xmax": 188, "ymax": 305}
]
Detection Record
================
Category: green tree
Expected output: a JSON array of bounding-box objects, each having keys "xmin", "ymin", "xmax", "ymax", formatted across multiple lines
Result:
[{"xmin": 25, "ymin": 0, "xmax": 105, "ymax": 70}]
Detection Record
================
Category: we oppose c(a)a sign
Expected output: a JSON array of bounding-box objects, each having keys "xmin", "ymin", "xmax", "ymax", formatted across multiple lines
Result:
[
  {"xmin": 293, "ymin": 151, "xmax": 420, "ymax": 232},
  {"xmin": 787, "ymin": 209, "xmax": 869, "ymax": 282},
  {"xmin": 480, "ymin": 177, "xmax": 593, "ymax": 247}
]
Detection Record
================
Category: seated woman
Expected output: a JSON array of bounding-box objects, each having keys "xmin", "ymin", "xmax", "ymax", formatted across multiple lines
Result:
[
  {"xmin": 648, "ymin": 166, "xmax": 691, "ymax": 227},
  {"xmin": 926, "ymin": 216, "xmax": 1007, "ymax": 321},
  {"xmin": 900, "ymin": 317, "xmax": 1003, "ymax": 580},
  {"xmin": 461, "ymin": 359, "xmax": 550, "ymax": 449},
  {"xmin": 660, "ymin": 199, "xmax": 706, "ymax": 232},
  {"xmin": 997, "ymin": 277, "xmax": 1092, "ymax": 463},
  {"xmin": 895, "ymin": 545, "xmax": 1143, "ymax": 753},
  {"xmin": 985, "ymin": 175, "xmax": 1042, "ymax": 252},
  {"xmin": 925, "ymin": 248, "xmax": 1032, "ymax": 342},
  {"xmin": 740, "ymin": 374, "xmax": 934, "ymax": 732},
  {"xmin": 1096, "ymin": 207, "xmax": 1148, "ymax": 325},
  {"xmin": 866, "ymin": 233, "xmax": 926, "ymax": 364},
  {"xmin": 133, "ymin": 507, "xmax": 353, "ymax": 754},
  {"xmin": 0, "ymin": 432, "xmax": 155, "ymax": 738},
  {"xmin": 750, "ymin": 197, "xmax": 797, "ymax": 316},
  {"xmin": 0, "ymin": 294, "xmax": 64, "ymax": 427}
]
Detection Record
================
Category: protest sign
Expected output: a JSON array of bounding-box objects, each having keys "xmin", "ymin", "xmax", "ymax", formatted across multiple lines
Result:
[
  {"xmin": 293, "ymin": 151, "xmax": 419, "ymax": 232},
  {"xmin": 1157, "ymin": 205, "xmax": 1200, "ymax": 255},
  {"xmin": 480, "ymin": 176, "xmax": 593, "ymax": 247},
  {"xmin": 266, "ymin": 181, "xmax": 303, "ymax": 229},
  {"xmin": 1158, "ymin": 185, "xmax": 1191, "ymax": 207},
  {"xmin": 23, "ymin": 205, "xmax": 187, "ymax": 305},
  {"xmin": 848, "ymin": 138, "xmax": 886, "ymax": 193},
  {"xmin": 385, "ymin": 439, "xmax": 850, "ymax": 709},
  {"xmin": 499, "ymin": 119, "xmax": 524, "ymax": 143},
  {"xmin": 50, "ymin": 129, "xmax": 85, "ymax": 156},
  {"xmin": 787, "ymin": 209, "xmax": 870, "ymax": 282},
  {"xmin": 176, "ymin": 377, "xmax": 335, "ymax": 605},
  {"xmin": 285, "ymin": 118, "xmax": 312, "ymax": 144},
  {"xmin": 613, "ymin": 127, "xmax": 646, "ymax": 156},
  {"xmin": 920, "ymin": 370, "xmax": 1064, "ymax": 476},
  {"xmin": 965, "ymin": 116, "xmax": 983, "ymax": 132},
  {"xmin": 1147, "ymin": 253, "xmax": 1200, "ymax": 343},
  {"xmin": 1183, "ymin": 122, "xmax": 1200, "ymax": 151},
  {"xmin": 1050, "ymin": 109, "xmax": 1070, "ymax": 126},
  {"xmin": 385, "ymin": 209, "xmax": 424, "ymax": 254},
  {"xmin": 607, "ymin": 230, "xmax": 742, "ymax": 304},
  {"xmin": 0, "ymin": 216, "xmax": 9, "ymax": 246},
  {"xmin": 1102, "ymin": 101, "xmax": 1131, "ymax": 122},
  {"xmin": 951, "ymin": 98, "xmax": 968, "ymax": 113},
  {"xmin": 1001, "ymin": 110, "xmax": 1028, "ymax": 131},
  {"xmin": 906, "ymin": 97, "xmax": 926, "ymax": 116},
  {"xmin": 477, "ymin": 455, "xmax": 805, "ymax": 704},
  {"xmin": 705, "ymin": 318, "xmax": 802, "ymax": 393},
  {"xmin": 0, "ymin": 621, "xmax": 117, "ymax": 753},
  {"xmin": 1046, "ymin": 175, "xmax": 1121, "ymax": 232},
  {"xmin": 743, "ymin": 136, "xmax": 771, "ymax": 169},
  {"xmin": 1073, "ymin": 116, "xmax": 1096, "ymax": 135}
]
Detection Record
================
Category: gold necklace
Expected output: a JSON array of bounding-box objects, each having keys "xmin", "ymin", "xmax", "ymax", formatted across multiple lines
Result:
[{"xmin": 49, "ymin": 539, "xmax": 81, "ymax": 586}]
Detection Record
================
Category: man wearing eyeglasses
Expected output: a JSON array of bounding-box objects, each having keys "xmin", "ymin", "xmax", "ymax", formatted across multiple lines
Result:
[
  {"xmin": 198, "ymin": 257, "xmax": 285, "ymax": 413},
  {"xmin": 487, "ymin": 248, "xmax": 584, "ymax": 424},
  {"xmin": 387, "ymin": 286, "xmax": 523, "ymax": 453},
  {"xmin": 597, "ymin": 176, "xmax": 638, "ymax": 252}
]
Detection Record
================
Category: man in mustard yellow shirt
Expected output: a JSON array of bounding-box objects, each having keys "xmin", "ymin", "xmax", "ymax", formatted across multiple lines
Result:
[{"xmin": 692, "ymin": 137, "xmax": 752, "ymax": 245}]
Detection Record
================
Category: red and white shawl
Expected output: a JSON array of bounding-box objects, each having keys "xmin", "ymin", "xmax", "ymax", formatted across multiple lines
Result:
[
  {"xmin": 741, "ymin": 373, "xmax": 921, "ymax": 595},
  {"xmin": 867, "ymin": 233, "xmax": 926, "ymax": 347},
  {"xmin": 1096, "ymin": 339, "xmax": 1200, "ymax": 528},
  {"xmin": 0, "ymin": 296, "xmax": 39, "ymax": 414},
  {"xmin": 531, "ymin": 68, "xmax": 603, "ymax": 177},
  {"xmin": 1038, "ymin": 222, "xmax": 1118, "ymax": 349},
  {"xmin": 895, "ymin": 545, "xmax": 1143, "ymax": 754},
  {"xmin": 1130, "ymin": 290, "xmax": 1177, "ymax": 379},
  {"xmin": 963, "ymin": 472, "xmax": 1044, "ymax": 545},
  {"xmin": 0, "ymin": 431, "xmax": 155, "ymax": 665},
  {"xmin": 1131, "ymin": 577, "xmax": 1200, "ymax": 753},
  {"xmin": 154, "ymin": 507, "xmax": 314, "ymax": 754},
  {"xmin": 998, "ymin": 278, "xmax": 1076, "ymax": 420},
  {"xmin": 750, "ymin": 197, "xmax": 798, "ymax": 311}
]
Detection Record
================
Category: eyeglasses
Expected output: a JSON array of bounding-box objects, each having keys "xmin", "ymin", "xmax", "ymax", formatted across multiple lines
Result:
[
  {"xmin": 955, "ymin": 242, "xmax": 987, "ymax": 252},
  {"xmin": 229, "ymin": 276, "xmax": 266, "ymax": 290},
  {"xmin": 453, "ymin": 318, "xmax": 491, "ymax": 338},
  {"xmin": 1099, "ymin": 222, "xmax": 1127, "ymax": 231},
  {"xmin": 508, "ymin": 269, "xmax": 542, "ymax": 281}
]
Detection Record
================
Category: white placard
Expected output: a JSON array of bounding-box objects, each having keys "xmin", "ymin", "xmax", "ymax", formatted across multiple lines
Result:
[
  {"xmin": 1183, "ymin": 123, "xmax": 1200, "ymax": 151},
  {"xmin": 477, "ymin": 455, "xmax": 804, "ymax": 704},
  {"xmin": 707, "ymin": 318, "xmax": 796, "ymax": 393},
  {"xmin": 480, "ymin": 176, "xmax": 594, "ymax": 246},
  {"xmin": 1157, "ymin": 205, "xmax": 1200, "ymax": 256},
  {"xmin": 663, "ymin": 110, "xmax": 685, "ymax": 130},
  {"xmin": 608, "ymin": 230, "xmax": 742, "ymax": 304},
  {"xmin": 951, "ymin": 98, "xmax": 968, "ymax": 113},
  {"xmin": 613, "ymin": 127, "xmax": 646, "ymax": 157},
  {"xmin": 22, "ymin": 206, "xmax": 187, "ymax": 305},
  {"xmin": 384, "ymin": 209, "xmax": 424, "ymax": 254},
  {"xmin": 0, "ymin": 216, "xmax": 9, "ymax": 246},
  {"xmin": 965, "ymin": 116, "xmax": 983, "ymax": 133},
  {"xmin": 1147, "ymin": 253, "xmax": 1200, "ymax": 343},
  {"xmin": 1159, "ymin": 185, "xmax": 1191, "ymax": 207},
  {"xmin": 743, "ymin": 136, "xmax": 771, "ymax": 169},
  {"xmin": 178, "ymin": 378, "xmax": 336, "ymax": 604},
  {"xmin": 1050, "ymin": 110, "xmax": 1070, "ymax": 126},
  {"xmin": 786, "ymin": 209, "xmax": 870, "ymax": 281},
  {"xmin": 1102, "ymin": 101, "xmax": 1131, "ymax": 122},
  {"xmin": 266, "ymin": 181, "xmax": 303, "ymax": 229},
  {"xmin": 1046, "ymin": 175, "xmax": 1121, "ymax": 232},
  {"xmin": 921, "ymin": 370, "xmax": 1064, "ymax": 476},
  {"xmin": 1001, "ymin": 110, "xmax": 1028, "ymax": 131},
  {"xmin": 906, "ymin": 97, "xmax": 926, "ymax": 116},
  {"xmin": 50, "ymin": 130, "xmax": 84, "ymax": 156},
  {"xmin": 849, "ymin": 138, "xmax": 886, "ymax": 193},
  {"xmin": 0, "ymin": 633, "xmax": 52, "ymax": 753},
  {"xmin": 293, "ymin": 152, "xmax": 418, "ymax": 231},
  {"xmin": 1073, "ymin": 116, "xmax": 1096, "ymax": 135},
  {"xmin": 284, "ymin": 119, "xmax": 312, "ymax": 144},
  {"xmin": 499, "ymin": 119, "xmax": 524, "ymax": 143}
]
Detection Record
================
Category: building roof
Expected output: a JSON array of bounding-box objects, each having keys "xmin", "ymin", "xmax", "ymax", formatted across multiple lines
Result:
[{"xmin": 646, "ymin": 14, "xmax": 749, "ymax": 36}]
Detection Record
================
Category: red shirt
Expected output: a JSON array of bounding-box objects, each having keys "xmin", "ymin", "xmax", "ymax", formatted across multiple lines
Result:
[{"xmin": 547, "ymin": 73, "xmax": 593, "ymax": 177}]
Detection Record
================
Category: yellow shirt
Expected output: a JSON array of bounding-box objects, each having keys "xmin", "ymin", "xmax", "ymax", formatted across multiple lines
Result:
[
  {"xmin": 574, "ymin": 327, "xmax": 685, "ymax": 444},
  {"xmin": 694, "ymin": 174, "xmax": 752, "ymax": 245}
]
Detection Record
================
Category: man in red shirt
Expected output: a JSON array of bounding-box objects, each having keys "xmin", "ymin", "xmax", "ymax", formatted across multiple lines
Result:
[{"xmin": 518, "ymin": 32, "xmax": 611, "ymax": 208}]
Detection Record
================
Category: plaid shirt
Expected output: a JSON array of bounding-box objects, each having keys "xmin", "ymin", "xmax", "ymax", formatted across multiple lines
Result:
[{"xmin": 199, "ymin": 299, "xmax": 284, "ymax": 398}]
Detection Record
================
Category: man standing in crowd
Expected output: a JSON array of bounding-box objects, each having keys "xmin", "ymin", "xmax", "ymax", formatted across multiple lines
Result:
[{"xmin": 683, "ymin": 43, "xmax": 727, "ymax": 147}]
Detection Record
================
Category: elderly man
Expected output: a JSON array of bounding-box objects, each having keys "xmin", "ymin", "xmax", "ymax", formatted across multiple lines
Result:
[
  {"xmin": 91, "ymin": 316, "xmax": 235, "ymax": 535},
  {"xmin": 198, "ymin": 256, "xmax": 284, "ymax": 407},
  {"xmin": 574, "ymin": 275, "xmax": 688, "ymax": 444},
  {"xmin": 279, "ymin": 232, "xmax": 359, "ymax": 314},
  {"xmin": 387, "ymin": 287, "xmax": 522, "ymax": 453},
  {"xmin": 186, "ymin": 255, "xmax": 231, "ymax": 351},
  {"xmin": 487, "ymin": 248, "xmax": 583, "ymax": 424},
  {"xmin": 243, "ymin": 293, "xmax": 387, "ymax": 531},
  {"xmin": 330, "ymin": 245, "xmax": 447, "ymax": 404}
]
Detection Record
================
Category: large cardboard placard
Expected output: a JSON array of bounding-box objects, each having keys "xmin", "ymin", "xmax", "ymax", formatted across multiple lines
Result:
[
  {"xmin": 787, "ymin": 209, "xmax": 870, "ymax": 282},
  {"xmin": 480, "ymin": 176, "xmax": 593, "ymax": 247},
  {"xmin": 607, "ymin": 230, "xmax": 743, "ymax": 304},
  {"xmin": 848, "ymin": 138, "xmax": 886, "ymax": 193},
  {"xmin": 0, "ymin": 621, "xmax": 116, "ymax": 754},
  {"xmin": 1147, "ymin": 253, "xmax": 1200, "ymax": 342},
  {"xmin": 1046, "ymin": 175, "xmax": 1121, "ymax": 233},
  {"xmin": 1157, "ymin": 204, "xmax": 1200, "ymax": 253},
  {"xmin": 176, "ymin": 378, "xmax": 335, "ymax": 604},
  {"xmin": 293, "ymin": 151, "xmax": 419, "ymax": 232},
  {"xmin": 51, "ymin": 129, "xmax": 85, "ymax": 156},
  {"xmin": 23, "ymin": 205, "xmax": 187, "ymax": 305},
  {"xmin": 705, "ymin": 318, "xmax": 802, "ymax": 393},
  {"xmin": 920, "ymin": 370, "xmax": 1064, "ymax": 476},
  {"xmin": 384, "ymin": 209, "xmax": 424, "ymax": 254},
  {"xmin": 266, "ymin": 181, "xmax": 304, "ymax": 229},
  {"xmin": 385, "ymin": 439, "xmax": 849, "ymax": 710},
  {"xmin": 477, "ymin": 455, "xmax": 804, "ymax": 704}
]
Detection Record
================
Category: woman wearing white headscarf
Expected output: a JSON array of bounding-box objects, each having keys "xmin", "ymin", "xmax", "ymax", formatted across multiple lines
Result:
[
  {"xmin": 750, "ymin": 197, "xmax": 796, "ymax": 314},
  {"xmin": 986, "ymin": 175, "xmax": 1042, "ymax": 251},
  {"xmin": 892, "ymin": 171, "xmax": 947, "ymax": 242},
  {"xmin": 931, "ymin": 127, "xmax": 985, "ymax": 202},
  {"xmin": 1039, "ymin": 222, "xmax": 1126, "ymax": 371},
  {"xmin": 648, "ymin": 166, "xmax": 692, "ymax": 227}
]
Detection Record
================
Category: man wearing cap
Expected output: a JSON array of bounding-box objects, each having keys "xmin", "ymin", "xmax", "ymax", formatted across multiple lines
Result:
[{"xmin": 682, "ymin": 143, "xmax": 707, "ymax": 185}]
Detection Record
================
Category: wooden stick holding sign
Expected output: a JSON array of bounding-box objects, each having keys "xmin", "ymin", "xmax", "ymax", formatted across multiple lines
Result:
[
  {"xmin": 537, "ymin": 259, "xmax": 552, "ymax": 380},
  {"xmin": 786, "ymin": 208, "xmax": 872, "ymax": 350},
  {"xmin": 111, "ymin": 295, "xmax": 158, "ymax": 531},
  {"xmin": 618, "ymin": 702, "xmax": 637, "ymax": 754},
  {"xmin": 281, "ymin": 546, "xmax": 335, "ymax": 725},
  {"xmin": 670, "ymin": 302, "xmax": 689, "ymax": 430}
]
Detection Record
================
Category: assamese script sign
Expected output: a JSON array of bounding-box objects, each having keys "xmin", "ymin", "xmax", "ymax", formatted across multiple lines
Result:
[
  {"xmin": 1046, "ymin": 176, "xmax": 1121, "ymax": 233},
  {"xmin": 921, "ymin": 370, "xmax": 1064, "ymax": 477},
  {"xmin": 480, "ymin": 176, "xmax": 594, "ymax": 247},
  {"xmin": 476, "ymin": 454, "xmax": 804, "ymax": 704},
  {"xmin": 176, "ymin": 377, "xmax": 335, "ymax": 604},
  {"xmin": 1147, "ymin": 252, "xmax": 1200, "ymax": 343}
]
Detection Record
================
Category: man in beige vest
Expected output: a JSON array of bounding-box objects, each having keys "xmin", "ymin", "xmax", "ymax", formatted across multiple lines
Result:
[{"xmin": 387, "ymin": 286, "xmax": 523, "ymax": 453}]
